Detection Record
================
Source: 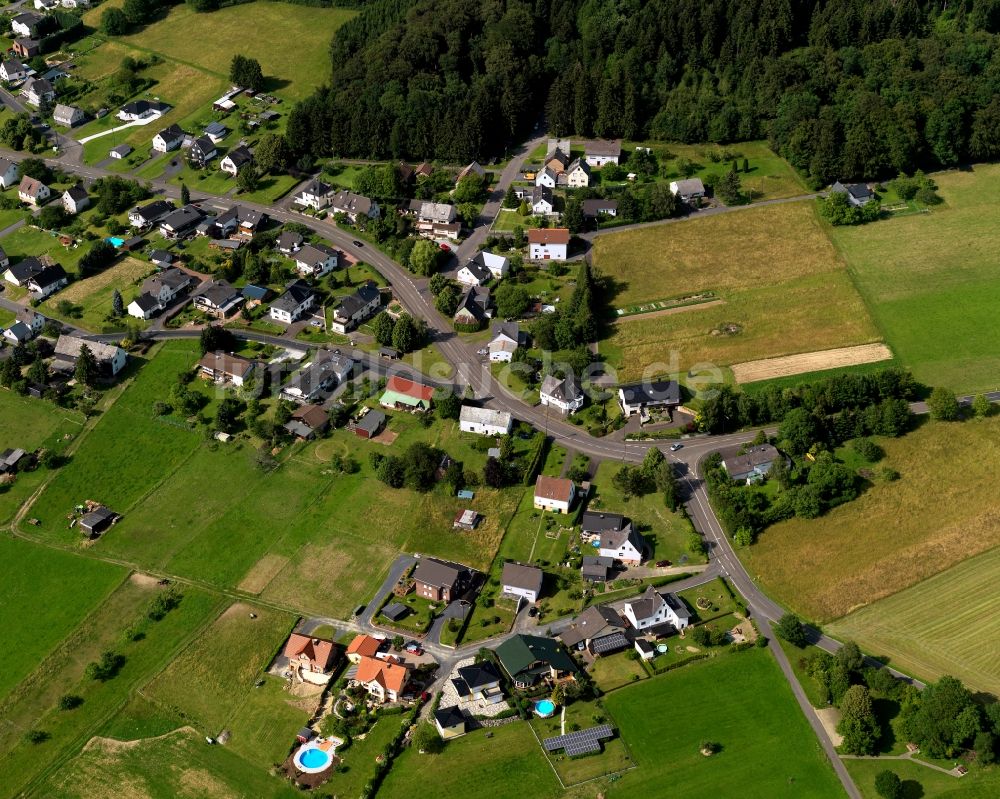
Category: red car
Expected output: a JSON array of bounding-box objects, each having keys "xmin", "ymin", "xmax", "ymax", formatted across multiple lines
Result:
[
  {"xmin": 656, "ymin": 560, "xmax": 672, "ymax": 568},
  {"xmin": 439, "ymin": 242, "xmax": 451, "ymax": 251}
]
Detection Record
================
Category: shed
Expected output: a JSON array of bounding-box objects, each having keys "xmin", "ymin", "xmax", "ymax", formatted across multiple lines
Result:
[
  {"xmin": 381, "ymin": 602, "xmax": 408, "ymax": 622},
  {"xmin": 353, "ymin": 409, "xmax": 385, "ymax": 440},
  {"xmin": 79, "ymin": 506, "xmax": 117, "ymax": 537}
]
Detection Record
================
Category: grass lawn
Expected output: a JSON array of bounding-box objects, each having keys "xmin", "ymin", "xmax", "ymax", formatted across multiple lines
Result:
[
  {"xmin": 603, "ymin": 649, "xmax": 845, "ymax": 798},
  {"xmin": 225, "ymin": 674, "xmax": 313, "ymax": 765},
  {"xmin": 844, "ymin": 757, "xmax": 1000, "ymax": 799},
  {"xmin": 826, "ymin": 546, "xmax": 1000, "ymax": 697},
  {"xmin": 40, "ymin": 256, "xmax": 154, "ymax": 333},
  {"xmin": 589, "ymin": 651, "xmax": 648, "ymax": 692},
  {"xmin": 0, "ymin": 225, "xmax": 89, "ymax": 275},
  {"xmin": 323, "ymin": 715, "xmax": 408, "ymax": 799},
  {"xmin": 743, "ymin": 416, "xmax": 1000, "ymax": 624},
  {"xmin": 143, "ymin": 602, "xmax": 296, "ymax": 733},
  {"xmin": 595, "ymin": 201, "xmax": 881, "ymax": 381},
  {"xmin": 831, "ymin": 163, "xmax": 1000, "ymax": 393},
  {"xmin": 0, "ymin": 539, "xmax": 125, "ymax": 702}
]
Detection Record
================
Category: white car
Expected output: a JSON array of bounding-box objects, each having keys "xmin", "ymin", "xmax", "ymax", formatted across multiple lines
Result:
[{"xmin": 670, "ymin": 443, "xmax": 683, "ymax": 451}]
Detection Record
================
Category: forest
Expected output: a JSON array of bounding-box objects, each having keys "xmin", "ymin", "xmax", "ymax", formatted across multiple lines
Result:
[{"xmin": 280, "ymin": 0, "xmax": 1000, "ymax": 182}]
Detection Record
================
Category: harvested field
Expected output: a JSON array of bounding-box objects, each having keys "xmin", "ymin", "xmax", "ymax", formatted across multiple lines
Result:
[
  {"xmin": 236, "ymin": 553, "xmax": 289, "ymax": 594},
  {"xmin": 616, "ymin": 298, "xmax": 726, "ymax": 322},
  {"xmin": 57, "ymin": 257, "xmax": 150, "ymax": 302},
  {"xmin": 732, "ymin": 343, "xmax": 893, "ymax": 383}
]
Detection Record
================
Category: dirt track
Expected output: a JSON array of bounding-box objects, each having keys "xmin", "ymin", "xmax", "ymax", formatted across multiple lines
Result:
[{"xmin": 732, "ymin": 343, "xmax": 893, "ymax": 383}]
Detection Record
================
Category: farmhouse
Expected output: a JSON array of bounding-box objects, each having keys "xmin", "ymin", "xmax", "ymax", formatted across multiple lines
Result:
[
  {"xmin": 293, "ymin": 243, "xmax": 339, "ymax": 277},
  {"xmin": 53, "ymin": 335, "xmax": 126, "ymax": 376},
  {"xmin": 152, "ymin": 124, "xmax": 185, "ymax": 153},
  {"xmin": 669, "ymin": 178, "xmax": 706, "ymax": 202},
  {"xmin": 0, "ymin": 59, "xmax": 28, "ymax": 82},
  {"xmin": 533, "ymin": 475, "xmax": 576, "ymax": 514},
  {"xmin": 584, "ymin": 139, "xmax": 622, "ymax": 167},
  {"xmin": 197, "ymin": 352, "xmax": 256, "ymax": 386},
  {"xmin": 293, "ymin": 179, "xmax": 333, "ymax": 210},
  {"xmin": 330, "ymin": 190, "xmax": 380, "ymax": 222},
  {"xmin": 539, "ymin": 374, "xmax": 584, "ymax": 413},
  {"xmin": 220, "ymin": 145, "xmax": 253, "ymax": 176},
  {"xmin": 351, "ymin": 656, "xmax": 409, "ymax": 704},
  {"xmin": 528, "ymin": 228, "xmax": 569, "ymax": 261},
  {"xmin": 617, "ymin": 379, "xmax": 680, "ymax": 418},
  {"xmin": 53, "ymin": 103, "xmax": 84, "ymax": 127},
  {"xmin": 129, "ymin": 200, "xmax": 174, "ymax": 228},
  {"xmin": 269, "ymin": 279, "xmax": 316, "ymax": 324},
  {"xmin": 351, "ymin": 409, "xmax": 385, "ymax": 440},
  {"xmin": 501, "ymin": 562, "xmax": 543, "ymax": 604},
  {"xmin": 330, "ymin": 281, "xmax": 381, "ymax": 333},
  {"xmin": 565, "ymin": 158, "xmax": 591, "ymax": 188},
  {"xmin": 559, "ymin": 605, "xmax": 629, "ymax": 655},
  {"xmin": 459, "ymin": 405, "xmax": 512, "ymax": 436},
  {"xmin": 0, "ymin": 157, "xmax": 19, "ymax": 188},
  {"xmin": 599, "ymin": 525, "xmax": 645, "ymax": 564},
  {"xmin": 488, "ymin": 322, "xmax": 522, "ymax": 362},
  {"xmin": 721, "ymin": 444, "xmax": 782, "ymax": 483},
  {"xmin": 495, "ymin": 634, "xmax": 577, "ymax": 689},
  {"xmin": 281, "ymin": 352, "xmax": 353, "ymax": 403},
  {"xmin": 284, "ymin": 404, "xmax": 330, "ymax": 440},
  {"xmin": 18, "ymin": 176, "xmax": 50, "ymax": 207},
  {"xmin": 379, "ymin": 375, "xmax": 435, "ymax": 412},
  {"xmin": 582, "ymin": 199, "xmax": 618, "ymax": 218},
  {"xmin": 283, "ymin": 633, "xmax": 337, "ymax": 684},
  {"xmin": 21, "ymin": 77, "xmax": 53, "ymax": 107},
  {"xmin": 831, "ymin": 181, "xmax": 875, "ymax": 207},
  {"xmin": 413, "ymin": 557, "xmax": 468, "ymax": 603},
  {"xmin": 61, "ymin": 185, "xmax": 88, "ymax": 214},
  {"xmin": 192, "ymin": 280, "xmax": 243, "ymax": 318},
  {"xmin": 118, "ymin": 99, "xmax": 170, "ymax": 121}
]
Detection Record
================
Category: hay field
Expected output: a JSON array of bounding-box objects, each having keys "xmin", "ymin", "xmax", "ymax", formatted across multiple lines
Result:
[
  {"xmin": 827, "ymin": 547, "xmax": 1000, "ymax": 695},
  {"xmin": 744, "ymin": 416, "xmax": 1000, "ymax": 623},
  {"xmin": 732, "ymin": 343, "xmax": 893, "ymax": 383}
]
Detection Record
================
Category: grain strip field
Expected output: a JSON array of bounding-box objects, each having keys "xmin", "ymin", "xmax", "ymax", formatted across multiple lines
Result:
[{"xmin": 732, "ymin": 343, "xmax": 893, "ymax": 383}]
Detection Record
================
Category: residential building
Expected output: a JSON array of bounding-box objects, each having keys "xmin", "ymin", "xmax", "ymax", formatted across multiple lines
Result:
[
  {"xmin": 27, "ymin": 264, "xmax": 68, "ymax": 298},
  {"xmin": 330, "ymin": 190, "xmax": 380, "ymax": 222},
  {"xmin": 12, "ymin": 38, "xmax": 41, "ymax": 60},
  {"xmin": 488, "ymin": 322, "xmax": 522, "ymax": 362},
  {"xmin": 415, "ymin": 162, "xmax": 433, "ymax": 179},
  {"xmin": 16, "ymin": 307, "xmax": 46, "ymax": 334},
  {"xmin": 459, "ymin": 405, "xmax": 512, "ymax": 436},
  {"xmin": 669, "ymin": 178, "xmax": 706, "ymax": 202},
  {"xmin": 283, "ymin": 633, "xmax": 337, "ymax": 685},
  {"xmin": 434, "ymin": 706, "xmax": 467, "ymax": 739},
  {"xmin": 662, "ymin": 592, "xmax": 691, "ymax": 630},
  {"xmin": 142, "ymin": 267, "xmax": 191, "ymax": 306},
  {"xmin": 581, "ymin": 555, "xmax": 614, "ymax": 583},
  {"xmin": 18, "ymin": 176, "xmax": 50, "ymax": 206},
  {"xmin": 281, "ymin": 352, "xmax": 353, "ymax": 403},
  {"xmin": 721, "ymin": 444, "xmax": 782, "ymax": 483},
  {"xmin": 284, "ymin": 404, "xmax": 330, "ymax": 440},
  {"xmin": 618, "ymin": 379, "xmax": 681, "ymax": 418},
  {"xmin": 129, "ymin": 200, "xmax": 174, "ymax": 228},
  {"xmin": 61, "ymin": 185, "xmax": 88, "ymax": 214},
  {"xmin": 196, "ymin": 351, "xmax": 255, "ymax": 386},
  {"xmin": 276, "ymin": 230, "xmax": 303, "ymax": 255},
  {"xmin": 293, "ymin": 178, "xmax": 333, "ymax": 210},
  {"xmin": 453, "ymin": 660, "xmax": 503, "ymax": 704},
  {"xmin": 188, "ymin": 135, "xmax": 217, "ymax": 166},
  {"xmin": 0, "ymin": 157, "xmax": 19, "ymax": 189},
  {"xmin": 559, "ymin": 605, "xmax": 629, "ymax": 655},
  {"xmin": 584, "ymin": 139, "xmax": 622, "ymax": 167},
  {"xmin": 345, "ymin": 634, "xmax": 381, "ymax": 663},
  {"xmin": 269, "ymin": 279, "xmax": 316, "ymax": 324},
  {"xmin": 159, "ymin": 205, "xmax": 205, "ymax": 239},
  {"xmin": 582, "ymin": 199, "xmax": 618, "ymax": 218},
  {"xmin": 351, "ymin": 655, "xmax": 409, "ymax": 703},
  {"xmin": 539, "ymin": 374, "xmax": 584, "ymax": 413},
  {"xmin": 23, "ymin": 73, "xmax": 53, "ymax": 101},
  {"xmin": 452, "ymin": 286, "xmax": 490, "ymax": 328},
  {"xmin": 531, "ymin": 185, "xmax": 554, "ymax": 216},
  {"xmin": 118, "ymin": 100, "xmax": 170, "ymax": 121},
  {"xmin": 127, "ymin": 293, "xmax": 160, "ymax": 319},
  {"xmin": 470, "ymin": 251, "xmax": 508, "ymax": 280},
  {"xmin": 495, "ymin": 634, "xmax": 577, "ymax": 689},
  {"xmin": 152, "ymin": 124, "xmax": 184, "ymax": 153},
  {"xmin": 528, "ymin": 228, "xmax": 569, "ymax": 261},
  {"xmin": 598, "ymin": 525, "xmax": 645, "ymax": 564},
  {"xmin": 0, "ymin": 59, "xmax": 28, "ymax": 82},
  {"xmin": 545, "ymin": 139, "xmax": 571, "ymax": 169},
  {"xmin": 379, "ymin": 375, "xmax": 434, "ymax": 411},
  {"xmin": 622, "ymin": 585, "xmax": 671, "ymax": 631},
  {"xmin": 53, "ymin": 103, "xmax": 85, "ymax": 127},
  {"xmin": 3, "ymin": 321, "xmax": 33, "ymax": 345},
  {"xmin": 52, "ymin": 335, "xmax": 126, "ymax": 376},
  {"xmin": 109, "ymin": 144, "xmax": 132, "ymax": 160},
  {"xmin": 330, "ymin": 281, "xmax": 380, "ymax": 333},
  {"xmin": 565, "ymin": 158, "xmax": 591, "ymax": 188},
  {"xmin": 241, "ymin": 284, "xmax": 269, "ymax": 307},
  {"xmin": 192, "ymin": 280, "xmax": 243, "ymax": 318},
  {"xmin": 535, "ymin": 165, "xmax": 558, "ymax": 188},
  {"xmin": 210, "ymin": 205, "xmax": 266, "ymax": 239},
  {"xmin": 413, "ymin": 558, "xmax": 466, "ymax": 603},
  {"xmin": 409, "ymin": 200, "xmax": 457, "ymax": 241},
  {"xmin": 501, "ymin": 562, "xmax": 543, "ymax": 604},
  {"xmin": 293, "ymin": 243, "xmax": 339, "ymax": 277},
  {"xmin": 456, "ymin": 259, "xmax": 492, "ymax": 287},
  {"xmin": 203, "ymin": 121, "xmax": 228, "ymax": 144},
  {"xmin": 456, "ymin": 160, "xmax": 485, "ymax": 183},
  {"xmin": 220, "ymin": 144, "xmax": 253, "ymax": 176},
  {"xmin": 533, "ymin": 475, "xmax": 575, "ymax": 514},
  {"xmin": 11, "ymin": 13, "xmax": 45, "ymax": 38},
  {"xmin": 831, "ymin": 181, "xmax": 875, "ymax": 207},
  {"xmin": 3, "ymin": 256, "xmax": 43, "ymax": 286},
  {"xmin": 581, "ymin": 511, "xmax": 627, "ymax": 541}
]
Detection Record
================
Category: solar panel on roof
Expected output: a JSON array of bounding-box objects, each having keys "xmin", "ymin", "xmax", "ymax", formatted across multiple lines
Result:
[{"xmin": 591, "ymin": 633, "xmax": 629, "ymax": 654}]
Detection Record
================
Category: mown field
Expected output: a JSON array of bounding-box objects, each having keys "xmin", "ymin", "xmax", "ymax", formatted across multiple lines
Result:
[
  {"xmin": 826, "ymin": 547, "xmax": 1000, "ymax": 696},
  {"xmin": 595, "ymin": 202, "xmax": 881, "ymax": 380},
  {"xmin": 831, "ymin": 163, "xmax": 1000, "ymax": 393},
  {"xmin": 845, "ymin": 756, "xmax": 1000, "ymax": 799},
  {"xmin": 41, "ymin": 257, "xmax": 154, "ymax": 332},
  {"xmin": 744, "ymin": 416, "xmax": 1000, "ymax": 624}
]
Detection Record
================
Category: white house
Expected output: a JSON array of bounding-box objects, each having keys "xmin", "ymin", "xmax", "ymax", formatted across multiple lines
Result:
[
  {"xmin": 53, "ymin": 335, "xmax": 127, "ymax": 376},
  {"xmin": 662, "ymin": 592, "xmax": 691, "ymax": 630},
  {"xmin": 117, "ymin": 99, "xmax": 170, "ymax": 122},
  {"xmin": 539, "ymin": 374, "xmax": 584, "ymax": 413},
  {"xmin": 127, "ymin": 293, "xmax": 161, "ymax": 320},
  {"xmin": 598, "ymin": 525, "xmax": 645, "ymax": 564},
  {"xmin": 268, "ymin": 280, "xmax": 316, "ymax": 324},
  {"xmin": 456, "ymin": 259, "xmax": 491, "ymax": 287},
  {"xmin": 280, "ymin": 352, "xmax": 353, "ymax": 403},
  {"xmin": 18, "ymin": 176, "xmax": 49, "ymax": 206},
  {"xmin": 330, "ymin": 190, "xmax": 380, "ymax": 222},
  {"xmin": 527, "ymin": 228, "xmax": 569, "ymax": 261},
  {"xmin": 533, "ymin": 475, "xmax": 575, "ymax": 514},
  {"xmin": 293, "ymin": 178, "xmax": 333, "ymax": 210},
  {"xmin": 535, "ymin": 165, "xmax": 558, "ymax": 188},
  {"xmin": 22, "ymin": 77, "xmax": 54, "ymax": 108},
  {"xmin": 488, "ymin": 322, "xmax": 521, "ymax": 363},
  {"xmin": 471, "ymin": 251, "xmax": 508, "ymax": 280},
  {"xmin": 584, "ymin": 139, "xmax": 622, "ymax": 167},
  {"xmin": 0, "ymin": 157, "xmax": 19, "ymax": 189},
  {"xmin": 129, "ymin": 200, "xmax": 174, "ymax": 228},
  {"xmin": 565, "ymin": 158, "xmax": 590, "ymax": 188},
  {"xmin": 11, "ymin": 13, "xmax": 44, "ymax": 39},
  {"xmin": 618, "ymin": 379, "xmax": 681, "ymax": 418},
  {"xmin": 0, "ymin": 59, "xmax": 28, "ymax": 82},
  {"xmin": 501, "ymin": 562, "xmax": 543, "ymax": 604},
  {"xmin": 831, "ymin": 181, "xmax": 875, "ymax": 207},
  {"xmin": 531, "ymin": 186, "xmax": 554, "ymax": 216},
  {"xmin": 109, "ymin": 144, "xmax": 132, "ymax": 160},
  {"xmin": 28, "ymin": 264, "xmax": 68, "ymax": 298},
  {"xmin": 152, "ymin": 124, "xmax": 184, "ymax": 153},
  {"xmin": 623, "ymin": 586, "xmax": 670, "ymax": 631},
  {"xmin": 582, "ymin": 199, "xmax": 618, "ymax": 218},
  {"xmin": 53, "ymin": 103, "xmax": 85, "ymax": 128},
  {"xmin": 459, "ymin": 405, "xmax": 512, "ymax": 436},
  {"xmin": 669, "ymin": 178, "xmax": 706, "ymax": 202},
  {"xmin": 3, "ymin": 321, "xmax": 33, "ymax": 345},
  {"xmin": 220, "ymin": 144, "xmax": 253, "ymax": 176},
  {"xmin": 142, "ymin": 267, "xmax": 191, "ymax": 306},
  {"xmin": 330, "ymin": 281, "xmax": 380, "ymax": 333},
  {"xmin": 293, "ymin": 243, "xmax": 338, "ymax": 277},
  {"xmin": 62, "ymin": 185, "xmax": 88, "ymax": 214},
  {"xmin": 16, "ymin": 307, "xmax": 46, "ymax": 334}
]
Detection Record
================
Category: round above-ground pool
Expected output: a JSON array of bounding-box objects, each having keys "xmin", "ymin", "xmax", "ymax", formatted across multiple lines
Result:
[
  {"xmin": 534, "ymin": 699, "xmax": 556, "ymax": 718},
  {"xmin": 294, "ymin": 745, "xmax": 333, "ymax": 774},
  {"xmin": 656, "ymin": 644, "xmax": 669, "ymax": 654}
]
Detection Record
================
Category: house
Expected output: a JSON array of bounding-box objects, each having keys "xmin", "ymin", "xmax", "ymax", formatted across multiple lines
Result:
[
  {"xmin": 618, "ymin": 379, "xmax": 681, "ymax": 418},
  {"xmin": 456, "ymin": 160, "xmax": 485, "ymax": 184},
  {"xmin": 293, "ymin": 243, "xmax": 339, "ymax": 277},
  {"xmin": 203, "ymin": 121, "xmax": 228, "ymax": 144},
  {"xmin": 79, "ymin": 506, "xmax": 118, "ymax": 538},
  {"xmin": 13, "ymin": 38, "xmax": 41, "ymax": 60},
  {"xmin": 3, "ymin": 256, "xmax": 43, "ymax": 286},
  {"xmin": 533, "ymin": 475, "xmax": 575, "ymax": 514},
  {"xmin": 413, "ymin": 558, "xmax": 469, "ymax": 603},
  {"xmin": 3, "ymin": 321, "xmax": 33, "ymax": 345},
  {"xmin": 581, "ymin": 556, "xmax": 615, "ymax": 583},
  {"xmin": 559, "ymin": 605, "xmax": 629, "ymax": 655},
  {"xmin": 188, "ymin": 135, "xmax": 217, "ymax": 166},
  {"xmin": 453, "ymin": 661, "xmax": 503, "ymax": 703},
  {"xmin": 293, "ymin": 178, "xmax": 333, "ymax": 210},
  {"xmin": 831, "ymin": 181, "xmax": 875, "ymax": 207},
  {"xmin": 127, "ymin": 293, "xmax": 160, "ymax": 319},
  {"xmin": 27, "ymin": 264, "xmax": 68, "ymax": 298},
  {"xmin": 488, "ymin": 322, "xmax": 523, "ymax": 362},
  {"xmin": 623, "ymin": 585, "xmax": 671, "ymax": 631},
  {"xmin": 397, "ymin": 162, "xmax": 415, "ymax": 184},
  {"xmin": 11, "ymin": 13, "xmax": 44, "ymax": 39},
  {"xmin": 269, "ymin": 280, "xmax": 316, "ymax": 324},
  {"xmin": 721, "ymin": 444, "xmax": 782, "ymax": 483},
  {"xmin": 276, "ymin": 230, "xmax": 303, "ymax": 255},
  {"xmin": 501, "ymin": 562, "xmax": 543, "ymax": 604},
  {"xmin": 351, "ymin": 655, "xmax": 409, "ymax": 703},
  {"xmin": 196, "ymin": 351, "xmax": 255, "ymax": 386},
  {"xmin": 352, "ymin": 409, "xmax": 385, "ymax": 440},
  {"xmin": 598, "ymin": 525, "xmax": 645, "ymax": 564},
  {"xmin": 208, "ymin": 205, "xmax": 265, "ymax": 239},
  {"xmin": 412, "ymin": 201, "xmax": 456, "ymax": 228},
  {"xmin": 283, "ymin": 633, "xmax": 337, "ymax": 684},
  {"xmin": 459, "ymin": 405, "xmax": 512, "ymax": 436},
  {"xmin": 192, "ymin": 280, "xmax": 243, "ymax": 318},
  {"xmin": 0, "ymin": 59, "xmax": 28, "ymax": 82},
  {"xmin": 61, "ymin": 0, "xmax": 92, "ymax": 10},
  {"xmin": 0, "ymin": 157, "xmax": 19, "ymax": 189},
  {"xmin": 662, "ymin": 592, "xmax": 691, "ymax": 630},
  {"xmin": 531, "ymin": 186, "xmax": 554, "ymax": 216},
  {"xmin": 159, "ymin": 205, "xmax": 205, "ymax": 239},
  {"xmin": 535, "ymin": 165, "xmax": 558, "ymax": 188},
  {"xmin": 539, "ymin": 374, "xmax": 584, "ymax": 413},
  {"xmin": 415, "ymin": 161, "xmax": 433, "ymax": 179},
  {"xmin": 456, "ymin": 259, "xmax": 492, "ymax": 287},
  {"xmin": 495, "ymin": 634, "xmax": 577, "ymax": 689},
  {"xmin": 284, "ymin": 404, "xmax": 330, "ymax": 439},
  {"xmin": 528, "ymin": 228, "xmax": 569, "ymax": 261},
  {"xmin": 582, "ymin": 511, "xmax": 627, "ymax": 540},
  {"xmin": 380, "ymin": 375, "xmax": 435, "ymax": 411},
  {"xmin": 53, "ymin": 104, "xmax": 85, "ymax": 128},
  {"xmin": 545, "ymin": 139, "xmax": 571, "ymax": 170},
  {"xmin": 129, "ymin": 200, "xmax": 174, "ymax": 228},
  {"xmin": 241, "ymin": 284, "xmax": 269, "ymax": 307},
  {"xmin": 16, "ymin": 307, "xmax": 46, "ymax": 334},
  {"xmin": 452, "ymin": 286, "xmax": 490, "ymax": 328},
  {"xmin": 52, "ymin": 335, "xmax": 126, "ymax": 376},
  {"xmin": 117, "ymin": 99, "xmax": 170, "ymax": 121},
  {"xmin": 565, "ymin": 158, "xmax": 591, "ymax": 188},
  {"xmin": 220, "ymin": 144, "xmax": 253, "ymax": 176},
  {"xmin": 469, "ymin": 251, "xmax": 508, "ymax": 281},
  {"xmin": 346, "ymin": 634, "xmax": 381, "ymax": 663},
  {"xmin": 582, "ymin": 199, "xmax": 618, "ymax": 218},
  {"xmin": 109, "ymin": 144, "xmax": 132, "ymax": 160},
  {"xmin": 433, "ymin": 706, "xmax": 467, "ymax": 740},
  {"xmin": 330, "ymin": 190, "xmax": 380, "ymax": 222},
  {"xmin": 330, "ymin": 281, "xmax": 380, "ymax": 333},
  {"xmin": 152, "ymin": 124, "xmax": 185, "ymax": 153},
  {"xmin": 281, "ymin": 352, "xmax": 353, "ymax": 403},
  {"xmin": 669, "ymin": 178, "xmax": 706, "ymax": 202},
  {"xmin": 18, "ymin": 176, "xmax": 50, "ymax": 207},
  {"xmin": 142, "ymin": 267, "xmax": 191, "ymax": 306},
  {"xmin": 61, "ymin": 185, "xmax": 88, "ymax": 214},
  {"xmin": 584, "ymin": 139, "xmax": 622, "ymax": 167}
]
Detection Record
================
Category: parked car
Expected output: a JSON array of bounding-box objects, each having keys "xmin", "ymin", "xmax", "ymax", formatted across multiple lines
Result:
[
  {"xmin": 655, "ymin": 560, "xmax": 672, "ymax": 568},
  {"xmin": 528, "ymin": 606, "xmax": 538, "ymax": 617},
  {"xmin": 669, "ymin": 443, "xmax": 683, "ymax": 451},
  {"xmin": 439, "ymin": 242, "xmax": 450, "ymax": 251}
]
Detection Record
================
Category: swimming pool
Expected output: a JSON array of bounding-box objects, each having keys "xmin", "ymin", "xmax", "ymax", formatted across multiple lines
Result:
[
  {"xmin": 293, "ymin": 745, "xmax": 332, "ymax": 773},
  {"xmin": 106, "ymin": 237, "xmax": 125, "ymax": 247},
  {"xmin": 534, "ymin": 699, "xmax": 556, "ymax": 718}
]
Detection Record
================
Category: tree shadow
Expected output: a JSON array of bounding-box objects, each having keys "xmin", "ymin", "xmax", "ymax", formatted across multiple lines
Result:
[
  {"xmin": 872, "ymin": 697, "xmax": 901, "ymax": 753},
  {"xmin": 901, "ymin": 779, "xmax": 924, "ymax": 799},
  {"xmin": 261, "ymin": 76, "xmax": 290, "ymax": 94}
]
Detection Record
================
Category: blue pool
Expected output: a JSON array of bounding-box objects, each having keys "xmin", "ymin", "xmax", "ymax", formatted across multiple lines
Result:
[
  {"xmin": 106, "ymin": 237, "xmax": 125, "ymax": 247},
  {"xmin": 294, "ymin": 745, "xmax": 332, "ymax": 773},
  {"xmin": 534, "ymin": 699, "xmax": 556, "ymax": 718}
]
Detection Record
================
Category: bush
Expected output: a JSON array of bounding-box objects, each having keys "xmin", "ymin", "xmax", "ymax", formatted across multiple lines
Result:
[
  {"xmin": 851, "ymin": 437, "xmax": 883, "ymax": 462},
  {"xmin": 85, "ymin": 649, "xmax": 126, "ymax": 681},
  {"xmin": 775, "ymin": 613, "xmax": 808, "ymax": 647},
  {"xmin": 24, "ymin": 729, "xmax": 49, "ymax": 745},
  {"xmin": 59, "ymin": 694, "xmax": 83, "ymax": 711}
]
